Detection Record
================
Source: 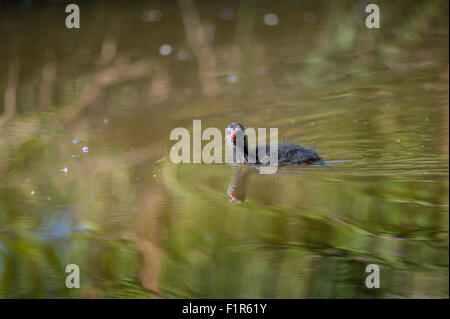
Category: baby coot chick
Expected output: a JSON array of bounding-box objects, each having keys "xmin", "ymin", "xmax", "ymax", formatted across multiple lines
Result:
[{"xmin": 225, "ymin": 122, "xmax": 321, "ymax": 165}]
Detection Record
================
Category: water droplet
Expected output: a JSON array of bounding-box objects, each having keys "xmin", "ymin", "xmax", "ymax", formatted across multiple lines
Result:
[
  {"xmin": 143, "ymin": 9, "xmax": 162, "ymax": 22},
  {"xmin": 159, "ymin": 44, "xmax": 172, "ymax": 56},
  {"xmin": 263, "ymin": 13, "xmax": 279, "ymax": 26},
  {"xmin": 219, "ymin": 8, "xmax": 234, "ymax": 20},
  {"xmin": 396, "ymin": 139, "xmax": 401, "ymax": 143},
  {"xmin": 303, "ymin": 12, "xmax": 316, "ymax": 24},
  {"xmin": 256, "ymin": 66, "xmax": 266, "ymax": 75},
  {"xmin": 30, "ymin": 190, "xmax": 35, "ymax": 195},
  {"xmin": 177, "ymin": 50, "xmax": 189, "ymax": 61},
  {"xmin": 227, "ymin": 74, "xmax": 238, "ymax": 83}
]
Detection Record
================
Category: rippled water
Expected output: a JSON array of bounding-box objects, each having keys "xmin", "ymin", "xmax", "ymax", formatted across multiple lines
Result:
[{"xmin": 0, "ymin": 0, "xmax": 448, "ymax": 298}]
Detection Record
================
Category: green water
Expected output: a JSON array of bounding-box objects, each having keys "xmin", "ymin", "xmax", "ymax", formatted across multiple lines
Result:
[{"xmin": 0, "ymin": 0, "xmax": 448, "ymax": 298}]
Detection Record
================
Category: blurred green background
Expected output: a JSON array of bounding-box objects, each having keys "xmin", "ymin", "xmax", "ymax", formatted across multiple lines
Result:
[{"xmin": 0, "ymin": 0, "xmax": 448, "ymax": 298}]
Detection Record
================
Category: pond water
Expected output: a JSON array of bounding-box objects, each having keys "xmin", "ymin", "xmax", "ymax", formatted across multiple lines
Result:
[{"xmin": 0, "ymin": 0, "xmax": 448, "ymax": 298}]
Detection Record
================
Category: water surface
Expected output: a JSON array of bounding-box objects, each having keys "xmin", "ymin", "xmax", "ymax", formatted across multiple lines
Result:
[{"xmin": 0, "ymin": 0, "xmax": 448, "ymax": 298}]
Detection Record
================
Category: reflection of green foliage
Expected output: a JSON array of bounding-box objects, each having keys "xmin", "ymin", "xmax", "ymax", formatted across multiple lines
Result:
[
  {"xmin": 0, "ymin": 0, "xmax": 448, "ymax": 298},
  {"xmin": 160, "ymin": 160, "xmax": 448, "ymax": 298}
]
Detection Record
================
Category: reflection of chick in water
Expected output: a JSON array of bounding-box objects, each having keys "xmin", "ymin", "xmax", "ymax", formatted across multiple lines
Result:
[{"xmin": 227, "ymin": 165, "xmax": 251, "ymax": 204}]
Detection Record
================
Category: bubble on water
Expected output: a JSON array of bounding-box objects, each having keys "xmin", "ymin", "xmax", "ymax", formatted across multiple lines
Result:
[
  {"xmin": 363, "ymin": 121, "xmax": 368, "ymax": 126},
  {"xmin": 177, "ymin": 50, "xmax": 189, "ymax": 61},
  {"xmin": 72, "ymin": 139, "xmax": 80, "ymax": 144},
  {"xmin": 30, "ymin": 190, "xmax": 35, "ymax": 196},
  {"xmin": 159, "ymin": 44, "xmax": 172, "ymax": 56},
  {"xmin": 90, "ymin": 194, "xmax": 95, "ymax": 199},
  {"xmin": 396, "ymin": 139, "xmax": 401, "ymax": 143},
  {"xmin": 227, "ymin": 74, "xmax": 238, "ymax": 83},
  {"xmin": 303, "ymin": 12, "xmax": 316, "ymax": 24},
  {"xmin": 143, "ymin": 9, "xmax": 162, "ymax": 22},
  {"xmin": 425, "ymin": 117, "xmax": 429, "ymax": 122},
  {"xmin": 60, "ymin": 166, "xmax": 68, "ymax": 174},
  {"xmin": 104, "ymin": 118, "xmax": 108, "ymax": 124},
  {"xmin": 46, "ymin": 196, "xmax": 52, "ymax": 200},
  {"xmin": 353, "ymin": 119, "xmax": 358, "ymax": 123},
  {"xmin": 82, "ymin": 147, "xmax": 89, "ymax": 153},
  {"xmin": 219, "ymin": 8, "xmax": 234, "ymax": 20},
  {"xmin": 153, "ymin": 174, "xmax": 157, "ymax": 178},
  {"xmin": 26, "ymin": 178, "xmax": 30, "ymax": 182},
  {"xmin": 263, "ymin": 13, "xmax": 279, "ymax": 26},
  {"xmin": 71, "ymin": 154, "xmax": 77, "ymax": 158},
  {"xmin": 310, "ymin": 121, "xmax": 315, "ymax": 126},
  {"xmin": 133, "ymin": 206, "xmax": 138, "ymax": 212}
]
